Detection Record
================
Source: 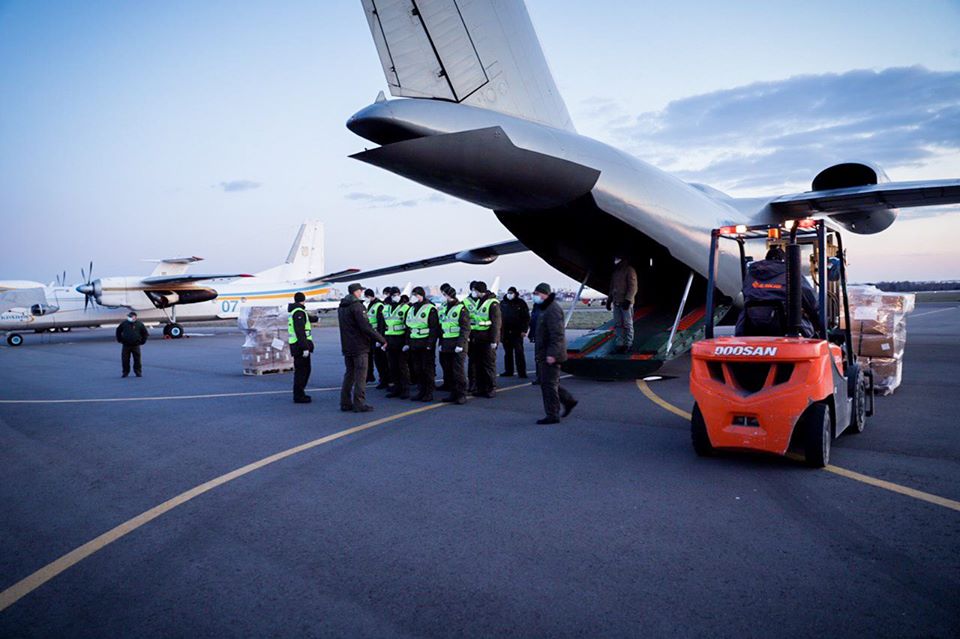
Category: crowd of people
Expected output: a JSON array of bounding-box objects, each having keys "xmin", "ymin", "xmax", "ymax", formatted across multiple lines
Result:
[{"xmin": 288, "ymin": 280, "xmax": 578, "ymax": 425}]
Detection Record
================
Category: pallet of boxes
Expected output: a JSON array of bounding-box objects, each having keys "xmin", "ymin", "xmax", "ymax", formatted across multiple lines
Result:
[
  {"xmin": 846, "ymin": 285, "xmax": 915, "ymax": 395},
  {"xmin": 239, "ymin": 306, "xmax": 295, "ymax": 375}
]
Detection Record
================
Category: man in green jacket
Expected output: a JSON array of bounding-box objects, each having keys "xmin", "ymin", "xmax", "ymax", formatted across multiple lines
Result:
[{"xmin": 116, "ymin": 311, "xmax": 149, "ymax": 378}]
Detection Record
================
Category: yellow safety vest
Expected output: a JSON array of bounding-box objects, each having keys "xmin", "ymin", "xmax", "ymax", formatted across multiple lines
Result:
[
  {"xmin": 367, "ymin": 301, "xmax": 384, "ymax": 328},
  {"xmin": 406, "ymin": 302, "xmax": 434, "ymax": 340},
  {"xmin": 384, "ymin": 303, "xmax": 410, "ymax": 336},
  {"xmin": 439, "ymin": 302, "xmax": 465, "ymax": 339},
  {"xmin": 287, "ymin": 307, "xmax": 312, "ymax": 344},
  {"xmin": 471, "ymin": 297, "xmax": 497, "ymax": 332}
]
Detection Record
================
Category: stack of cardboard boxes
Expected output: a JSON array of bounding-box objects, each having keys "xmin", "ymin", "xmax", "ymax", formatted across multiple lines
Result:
[
  {"xmin": 238, "ymin": 306, "xmax": 294, "ymax": 375},
  {"xmin": 846, "ymin": 286, "xmax": 915, "ymax": 394}
]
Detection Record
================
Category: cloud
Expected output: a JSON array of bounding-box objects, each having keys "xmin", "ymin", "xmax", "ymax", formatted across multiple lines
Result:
[
  {"xmin": 218, "ymin": 179, "xmax": 261, "ymax": 192},
  {"xmin": 585, "ymin": 66, "xmax": 960, "ymax": 197},
  {"xmin": 344, "ymin": 191, "xmax": 447, "ymax": 208}
]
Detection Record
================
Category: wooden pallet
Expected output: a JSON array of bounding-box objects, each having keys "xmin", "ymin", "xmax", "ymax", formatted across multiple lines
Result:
[{"xmin": 242, "ymin": 367, "xmax": 293, "ymax": 376}]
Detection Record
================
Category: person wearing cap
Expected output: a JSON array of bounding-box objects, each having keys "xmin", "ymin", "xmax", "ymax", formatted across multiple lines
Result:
[
  {"xmin": 532, "ymin": 282, "xmax": 578, "ymax": 424},
  {"xmin": 288, "ymin": 291, "xmax": 314, "ymax": 403},
  {"xmin": 468, "ymin": 280, "xmax": 501, "ymax": 398},
  {"xmin": 115, "ymin": 311, "xmax": 149, "ymax": 378},
  {"xmin": 365, "ymin": 288, "xmax": 391, "ymax": 389},
  {"xmin": 383, "ymin": 286, "xmax": 412, "ymax": 399},
  {"xmin": 437, "ymin": 283, "xmax": 471, "ymax": 404},
  {"xmin": 607, "ymin": 254, "xmax": 638, "ymax": 353},
  {"xmin": 405, "ymin": 286, "xmax": 441, "ymax": 401},
  {"xmin": 338, "ymin": 283, "xmax": 387, "ymax": 412},
  {"xmin": 499, "ymin": 285, "xmax": 530, "ymax": 378},
  {"xmin": 463, "ymin": 280, "xmax": 480, "ymax": 393}
]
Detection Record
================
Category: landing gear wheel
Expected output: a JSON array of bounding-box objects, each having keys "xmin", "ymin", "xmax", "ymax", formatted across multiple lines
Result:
[
  {"xmin": 848, "ymin": 370, "xmax": 866, "ymax": 434},
  {"xmin": 802, "ymin": 402, "xmax": 831, "ymax": 468},
  {"xmin": 168, "ymin": 323, "xmax": 184, "ymax": 339},
  {"xmin": 162, "ymin": 324, "xmax": 172, "ymax": 337},
  {"xmin": 61, "ymin": 327, "xmax": 71, "ymax": 332},
  {"xmin": 691, "ymin": 403, "xmax": 715, "ymax": 457},
  {"xmin": 7, "ymin": 333, "xmax": 24, "ymax": 347}
]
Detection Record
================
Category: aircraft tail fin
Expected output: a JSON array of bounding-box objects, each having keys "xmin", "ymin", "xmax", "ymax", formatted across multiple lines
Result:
[
  {"xmin": 254, "ymin": 221, "xmax": 325, "ymax": 281},
  {"xmin": 360, "ymin": 0, "xmax": 574, "ymax": 132}
]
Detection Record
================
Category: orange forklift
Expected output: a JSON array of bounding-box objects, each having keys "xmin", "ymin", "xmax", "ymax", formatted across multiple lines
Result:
[{"xmin": 689, "ymin": 219, "xmax": 873, "ymax": 467}]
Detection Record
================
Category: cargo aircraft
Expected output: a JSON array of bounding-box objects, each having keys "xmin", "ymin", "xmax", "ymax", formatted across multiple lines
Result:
[
  {"xmin": 338, "ymin": 0, "xmax": 960, "ymax": 378},
  {"xmin": 0, "ymin": 221, "xmax": 347, "ymax": 346}
]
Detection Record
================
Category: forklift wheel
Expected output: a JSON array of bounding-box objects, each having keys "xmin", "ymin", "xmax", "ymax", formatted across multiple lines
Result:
[
  {"xmin": 802, "ymin": 402, "xmax": 831, "ymax": 468},
  {"xmin": 691, "ymin": 403, "xmax": 714, "ymax": 457},
  {"xmin": 848, "ymin": 369, "xmax": 867, "ymax": 434}
]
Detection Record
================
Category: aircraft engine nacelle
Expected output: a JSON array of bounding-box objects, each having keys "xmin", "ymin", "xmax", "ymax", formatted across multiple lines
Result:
[
  {"xmin": 30, "ymin": 303, "xmax": 60, "ymax": 316},
  {"xmin": 812, "ymin": 161, "xmax": 897, "ymax": 233},
  {"xmin": 92, "ymin": 277, "xmax": 139, "ymax": 308},
  {"xmin": 144, "ymin": 288, "xmax": 217, "ymax": 309}
]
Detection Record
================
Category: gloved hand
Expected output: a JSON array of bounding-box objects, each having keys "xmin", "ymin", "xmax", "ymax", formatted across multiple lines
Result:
[
  {"xmin": 380, "ymin": 343, "xmax": 388, "ymax": 351},
  {"xmin": 402, "ymin": 345, "xmax": 410, "ymax": 352},
  {"xmin": 454, "ymin": 346, "xmax": 463, "ymax": 354},
  {"xmin": 490, "ymin": 343, "xmax": 498, "ymax": 350},
  {"xmin": 301, "ymin": 350, "xmax": 310, "ymax": 359}
]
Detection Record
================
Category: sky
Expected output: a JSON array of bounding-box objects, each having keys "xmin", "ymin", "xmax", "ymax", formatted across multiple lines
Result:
[{"xmin": 1, "ymin": 0, "xmax": 959, "ymax": 291}]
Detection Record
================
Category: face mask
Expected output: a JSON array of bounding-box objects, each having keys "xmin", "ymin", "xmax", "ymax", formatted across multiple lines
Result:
[
  {"xmin": 506, "ymin": 293, "xmax": 515, "ymax": 300},
  {"xmin": 392, "ymin": 295, "xmax": 401, "ymax": 303},
  {"xmin": 444, "ymin": 295, "xmax": 454, "ymax": 303},
  {"xmin": 470, "ymin": 290, "xmax": 479, "ymax": 299},
  {"xmin": 533, "ymin": 295, "xmax": 544, "ymax": 305},
  {"xmin": 128, "ymin": 317, "xmax": 135, "ymax": 322},
  {"xmin": 411, "ymin": 295, "xmax": 422, "ymax": 304},
  {"xmin": 614, "ymin": 258, "xmax": 622, "ymax": 265}
]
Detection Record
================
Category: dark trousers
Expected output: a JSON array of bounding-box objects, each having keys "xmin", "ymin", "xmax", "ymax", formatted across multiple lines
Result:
[
  {"xmin": 540, "ymin": 362, "xmax": 575, "ymax": 420},
  {"xmin": 467, "ymin": 338, "xmax": 478, "ymax": 391},
  {"xmin": 367, "ymin": 342, "xmax": 390, "ymax": 383},
  {"xmin": 472, "ymin": 339, "xmax": 497, "ymax": 394},
  {"xmin": 409, "ymin": 346, "xmax": 435, "ymax": 399},
  {"xmin": 439, "ymin": 350, "xmax": 467, "ymax": 398},
  {"xmin": 502, "ymin": 332, "xmax": 527, "ymax": 377},
  {"xmin": 341, "ymin": 353, "xmax": 368, "ymax": 410},
  {"xmin": 121, "ymin": 344, "xmax": 142, "ymax": 376},
  {"xmin": 386, "ymin": 339, "xmax": 410, "ymax": 393},
  {"xmin": 292, "ymin": 345, "xmax": 311, "ymax": 399}
]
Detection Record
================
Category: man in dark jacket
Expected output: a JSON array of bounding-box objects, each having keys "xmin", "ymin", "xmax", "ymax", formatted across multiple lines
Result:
[
  {"xmin": 468, "ymin": 280, "xmax": 502, "ymax": 398},
  {"xmin": 406, "ymin": 286, "xmax": 441, "ymax": 401},
  {"xmin": 735, "ymin": 247, "xmax": 820, "ymax": 338},
  {"xmin": 383, "ymin": 287, "xmax": 412, "ymax": 399},
  {"xmin": 116, "ymin": 311, "xmax": 149, "ymax": 377},
  {"xmin": 437, "ymin": 283, "xmax": 471, "ymax": 404},
  {"xmin": 288, "ymin": 292, "xmax": 314, "ymax": 403},
  {"xmin": 365, "ymin": 288, "xmax": 391, "ymax": 388},
  {"xmin": 607, "ymin": 255, "xmax": 638, "ymax": 353},
  {"xmin": 338, "ymin": 283, "xmax": 387, "ymax": 412},
  {"xmin": 499, "ymin": 286, "xmax": 530, "ymax": 378},
  {"xmin": 532, "ymin": 283, "xmax": 577, "ymax": 424},
  {"xmin": 528, "ymin": 301, "xmax": 542, "ymax": 385}
]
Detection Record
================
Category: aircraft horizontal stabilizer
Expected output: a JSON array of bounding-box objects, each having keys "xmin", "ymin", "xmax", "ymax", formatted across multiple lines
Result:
[
  {"xmin": 770, "ymin": 179, "xmax": 960, "ymax": 234},
  {"xmin": 321, "ymin": 239, "xmax": 527, "ymax": 283},
  {"xmin": 140, "ymin": 274, "xmax": 253, "ymax": 286},
  {"xmin": 351, "ymin": 127, "xmax": 600, "ymax": 212},
  {"xmin": 142, "ymin": 256, "xmax": 204, "ymax": 264}
]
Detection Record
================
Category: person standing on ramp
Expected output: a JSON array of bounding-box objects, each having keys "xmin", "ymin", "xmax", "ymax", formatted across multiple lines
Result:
[
  {"xmin": 288, "ymin": 292, "xmax": 314, "ymax": 403},
  {"xmin": 116, "ymin": 311, "xmax": 149, "ymax": 378},
  {"xmin": 339, "ymin": 283, "xmax": 387, "ymax": 412},
  {"xmin": 532, "ymin": 283, "xmax": 577, "ymax": 424}
]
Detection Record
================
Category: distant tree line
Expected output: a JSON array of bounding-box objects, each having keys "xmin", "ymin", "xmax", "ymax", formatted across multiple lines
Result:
[{"xmin": 868, "ymin": 281, "xmax": 960, "ymax": 292}]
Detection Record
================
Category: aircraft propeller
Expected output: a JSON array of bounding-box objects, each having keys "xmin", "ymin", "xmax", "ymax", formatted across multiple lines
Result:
[{"xmin": 77, "ymin": 261, "xmax": 97, "ymax": 310}]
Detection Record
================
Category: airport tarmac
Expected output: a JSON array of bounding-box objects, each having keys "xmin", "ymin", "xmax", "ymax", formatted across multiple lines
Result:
[{"xmin": 1, "ymin": 303, "xmax": 958, "ymax": 637}]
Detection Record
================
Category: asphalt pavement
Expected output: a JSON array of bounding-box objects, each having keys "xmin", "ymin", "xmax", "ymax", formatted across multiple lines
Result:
[{"xmin": 1, "ymin": 305, "xmax": 958, "ymax": 637}]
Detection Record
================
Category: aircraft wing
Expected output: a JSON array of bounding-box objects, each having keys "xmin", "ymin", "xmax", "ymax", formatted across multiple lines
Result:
[
  {"xmin": 306, "ymin": 268, "xmax": 361, "ymax": 284},
  {"xmin": 0, "ymin": 287, "xmax": 46, "ymax": 314},
  {"xmin": 319, "ymin": 239, "xmax": 528, "ymax": 283},
  {"xmin": 769, "ymin": 179, "xmax": 960, "ymax": 233},
  {"xmin": 140, "ymin": 274, "xmax": 253, "ymax": 286}
]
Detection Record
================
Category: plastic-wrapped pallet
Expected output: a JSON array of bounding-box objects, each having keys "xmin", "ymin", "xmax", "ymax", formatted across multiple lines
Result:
[
  {"xmin": 845, "ymin": 285, "xmax": 915, "ymax": 395},
  {"xmin": 238, "ymin": 306, "xmax": 294, "ymax": 375}
]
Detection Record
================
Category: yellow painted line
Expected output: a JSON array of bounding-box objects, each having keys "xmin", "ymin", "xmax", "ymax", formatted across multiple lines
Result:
[
  {"xmin": 910, "ymin": 306, "xmax": 958, "ymax": 319},
  {"xmin": 635, "ymin": 379, "xmax": 960, "ymax": 513},
  {"xmin": 636, "ymin": 379, "xmax": 691, "ymax": 419},
  {"xmin": 0, "ymin": 386, "xmax": 342, "ymax": 404},
  {"xmin": 0, "ymin": 380, "xmax": 532, "ymax": 611}
]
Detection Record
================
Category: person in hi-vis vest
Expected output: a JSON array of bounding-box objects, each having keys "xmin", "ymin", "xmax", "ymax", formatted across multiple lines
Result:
[
  {"xmin": 365, "ymin": 288, "xmax": 391, "ymax": 388},
  {"xmin": 437, "ymin": 283, "xmax": 471, "ymax": 404},
  {"xmin": 287, "ymin": 292, "xmax": 314, "ymax": 404}
]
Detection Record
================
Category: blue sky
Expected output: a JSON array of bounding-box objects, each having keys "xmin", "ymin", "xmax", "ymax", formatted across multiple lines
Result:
[{"xmin": 1, "ymin": 0, "xmax": 958, "ymax": 288}]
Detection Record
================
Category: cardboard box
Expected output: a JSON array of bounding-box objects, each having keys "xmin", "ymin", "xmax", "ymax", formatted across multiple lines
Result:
[
  {"xmin": 854, "ymin": 333, "xmax": 898, "ymax": 358},
  {"xmin": 866, "ymin": 356, "xmax": 902, "ymax": 395}
]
